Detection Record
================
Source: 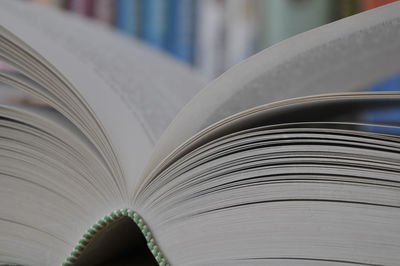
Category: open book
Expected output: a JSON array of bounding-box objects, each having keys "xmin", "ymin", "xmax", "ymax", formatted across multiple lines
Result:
[{"xmin": 1, "ymin": 1, "xmax": 400, "ymax": 265}]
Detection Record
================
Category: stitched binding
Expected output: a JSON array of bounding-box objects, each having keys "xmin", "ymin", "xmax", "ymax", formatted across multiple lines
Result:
[{"xmin": 62, "ymin": 208, "xmax": 168, "ymax": 266}]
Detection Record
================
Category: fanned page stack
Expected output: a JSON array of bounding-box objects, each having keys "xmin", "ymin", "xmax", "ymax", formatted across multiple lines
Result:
[{"xmin": 0, "ymin": 1, "xmax": 400, "ymax": 265}]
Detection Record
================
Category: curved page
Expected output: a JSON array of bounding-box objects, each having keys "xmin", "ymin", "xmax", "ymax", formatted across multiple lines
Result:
[
  {"xmin": 145, "ymin": 2, "xmax": 400, "ymax": 181},
  {"xmin": 0, "ymin": 0, "xmax": 206, "ymax": 193}
]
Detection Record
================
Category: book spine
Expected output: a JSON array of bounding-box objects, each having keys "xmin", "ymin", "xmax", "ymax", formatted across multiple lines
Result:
[
  {"xmin": 195, "ymin": 0, "xmax": 226, "ymax": 78},
  {"xmin": 224, "ymin": 0, "xmax": 257, "ymax": 69},
  {"xmin": 362, "ymin": 74, "xmax": 400, "ymax": 135},
  {"xmin": 69, "ymin": 0, "xmax": 88, "ymax": 15},
  {"xmin": 361, "ymin": 0, "xmax": 399, "ymax": 10},
  {"xmin": 86, "ymin": 0, "xmax": 94, "ymax": 17},
  {"xmin": 259, "ymin": 0, "xmax": 333, "ymax": 49},
  {"xmin": 67, "ymin": 0, "xmax": 94, "ymax": 16},
  {"xmin": 54, "ymin": 0, "xmax": 66, "ymax": 9},
  {"xmin": 165, "ymin": 0, "xmax": 196, "ymax": 63},
  {"xmin": 333, "ymin": 0, "xmax": 359, "ymax": 18},
  {"xmin": 116, "ymin": 0, "xmax": 139, "ymax": 36},
  {"xmin": 141, "ymin": 0, "xmax": 167, "ymax": 49},
  {"xmin": 94, "ymin": 0, "xmax": 115, "ymax": 25}
]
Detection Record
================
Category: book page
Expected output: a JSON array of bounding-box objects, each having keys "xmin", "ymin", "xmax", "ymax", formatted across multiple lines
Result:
[
  {"xmin": 144, "ymin": 2, "xmax": 400, "ymax": 180},
  {"xmin": 0, "ymin": 1, "xmax": 206, "ymax": 192},
  {"xmin": 141, "ymin": 122, "xmax": 400, "ymax": 265},
  {"xmin": 0, "ymin": 104, "xmax": 128, "ymax": 266}
]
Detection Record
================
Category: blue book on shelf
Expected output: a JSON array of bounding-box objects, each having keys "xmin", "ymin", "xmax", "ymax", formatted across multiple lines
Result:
[
  {"xmin": 142, "ymin": 0, "xmax": 167, "ymax": 49},
  {"xmin": 165, "ymin": 0, "xmax": 196, "ymax": 63},
  {"xmin": 362, "ymin": 74, "xmax": 400, "ymax": 135},
  {"xmin": 116, "ymin": 0, "xmax": 139, "ymax": 36}
]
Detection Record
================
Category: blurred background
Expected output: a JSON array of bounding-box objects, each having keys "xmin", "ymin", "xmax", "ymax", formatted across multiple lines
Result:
[
  {"xmin": 23, "ymin": 0, "xmax": 398, "ymax": 80},
  {"xmin": 0, "ymin": 0, "xmax": 399, "ymax": 131}
]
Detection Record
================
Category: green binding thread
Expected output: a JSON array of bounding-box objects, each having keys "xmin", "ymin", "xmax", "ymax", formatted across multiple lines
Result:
[{"xmin": 62, "ymin": 208, "xmax": 168, "ymax": 266}]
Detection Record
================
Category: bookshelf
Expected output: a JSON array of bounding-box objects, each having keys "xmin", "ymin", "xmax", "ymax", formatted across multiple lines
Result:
[{"xmin": 30, "ymin": 0, "xmax": 397, "ymax": 79}]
